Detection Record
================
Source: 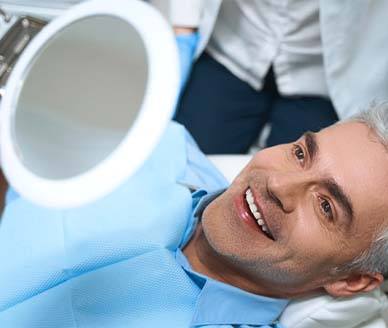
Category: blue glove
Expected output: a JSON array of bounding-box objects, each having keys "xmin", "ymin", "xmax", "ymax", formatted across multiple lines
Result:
[
  {"xmin": 175, "ymin": 32, "xmax": 199, "ymax": 91},
  {"xmin": 5, "ymin": 187, "xmax": 19, "ymax": 204}
]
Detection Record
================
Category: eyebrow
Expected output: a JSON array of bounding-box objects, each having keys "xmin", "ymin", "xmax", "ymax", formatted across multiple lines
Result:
[
  {"xmin": 303, "ymin": 131, "xmax": 319, "ymax": 163},
  {"xmin": 302, "ymin": 131, "xmax": 354, "ymax": 225},
  {"xmin": 322, "ymin": 178, "xmax": 354, "ymax": 224}
]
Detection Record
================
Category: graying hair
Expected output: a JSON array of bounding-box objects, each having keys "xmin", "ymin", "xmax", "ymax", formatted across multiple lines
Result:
[{"xmin": 335, "ymin": 102, "xmax": 388, "ymax": 278}]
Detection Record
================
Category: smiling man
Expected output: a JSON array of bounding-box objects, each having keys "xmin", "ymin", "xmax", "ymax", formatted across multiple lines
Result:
[
  {"xmin": 185, "ymin": 113, "xmax": 388, "ymax": 302},
  {"xmin": 1, "ymin": 104, "xmax": 388, "ymax": 327}
]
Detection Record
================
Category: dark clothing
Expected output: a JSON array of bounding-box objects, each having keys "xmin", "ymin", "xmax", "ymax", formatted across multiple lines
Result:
[{"xmin": 174, "ymin": 52, "xmax": 339, "ymax": 154}]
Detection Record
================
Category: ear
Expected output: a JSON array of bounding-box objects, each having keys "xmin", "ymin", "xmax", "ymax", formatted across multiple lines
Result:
[{"xmin": 323, "ymin": 273, "xmax": 384, "ymax": 297}]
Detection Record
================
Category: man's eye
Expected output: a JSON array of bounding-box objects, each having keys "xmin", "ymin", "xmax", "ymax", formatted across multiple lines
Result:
[
  {"xmin": 319, "ymin": 197, "xmax": 333, "ymax": 220},
  {"xmin": 293, "ymin": 145, "xmax": 305, "ymax": 164}
]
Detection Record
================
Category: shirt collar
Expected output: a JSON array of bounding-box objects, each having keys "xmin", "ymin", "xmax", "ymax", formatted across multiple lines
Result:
[
  {"xmin": 193, "ymin": 188, "xmax": 225, "ymax": 218},
  {"xmin": 179, "ymin": 189, "xmax": 225, "ymax": 249},
  {"xmin": 176, "ymin": 249, "xmax": 288, "ymax": 326}
]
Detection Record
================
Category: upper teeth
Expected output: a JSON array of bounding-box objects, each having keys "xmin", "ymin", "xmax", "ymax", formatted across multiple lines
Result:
[{"xmin": 245, "ymin": 188, "xmax": 270, "ymax": 235}]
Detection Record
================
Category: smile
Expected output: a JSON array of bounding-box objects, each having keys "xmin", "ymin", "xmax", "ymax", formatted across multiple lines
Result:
[{"xmin": 245, "ymin": 188, "xmax": 275, "ymax": 240}]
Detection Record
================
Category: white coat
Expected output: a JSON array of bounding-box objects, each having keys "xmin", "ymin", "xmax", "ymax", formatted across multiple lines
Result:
[{"xmin": 170, "ymin": 0, "xmax": 388, "ymax": 119}]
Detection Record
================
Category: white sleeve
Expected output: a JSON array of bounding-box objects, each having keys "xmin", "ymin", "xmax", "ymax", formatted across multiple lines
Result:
[{"xmin": 169, "ymin": 0, "xmax": 204, "ymax": 27}]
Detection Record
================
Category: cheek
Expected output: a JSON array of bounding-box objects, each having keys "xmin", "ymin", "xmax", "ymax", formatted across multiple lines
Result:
[
  {"xmin": 201, "ymin": 194, "xmax": 233, "ymax": 241},
  {"xmin": 201, "ymin": 191, "xmax": 257, "ymax": 256},
  {"xmin": 232, "ymin": 146, "xmax": 287, "ymax": 186},
  {"xmin": 285, "ymin": 208, "xmax": 341, "ymax": 268}
]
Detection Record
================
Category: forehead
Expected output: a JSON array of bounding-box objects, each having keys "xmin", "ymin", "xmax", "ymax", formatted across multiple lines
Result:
[{"xmin": 317, "ymin": 122, "xmax": 388, "ymax": 227}]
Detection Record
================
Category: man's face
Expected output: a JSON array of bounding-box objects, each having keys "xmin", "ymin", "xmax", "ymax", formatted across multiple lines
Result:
[{"xmin": 201, "ymin": 122, "xmax": 388, "ymax": 297}]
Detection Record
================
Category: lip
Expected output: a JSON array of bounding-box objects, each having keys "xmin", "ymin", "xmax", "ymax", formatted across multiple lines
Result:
[{"xmin": 233, "ymin": 190, "xmax": 274, "ymax": 240}]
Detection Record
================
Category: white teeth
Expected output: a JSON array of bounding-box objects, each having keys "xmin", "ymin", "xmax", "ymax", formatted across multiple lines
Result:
[
  {"xmin": 253, "ymin": 211, "xmax": 261, "ymax": 219},
  {"xmin": 245, "ymin": 188, "xmax": 271, "ymax": 238},
  {"xmin": 249, "ymin": 203, "xmax": 257, "ymax": 213},
  {"xmin": 246, "ymin": 193, "xmax": 254, "ymax": 204}
]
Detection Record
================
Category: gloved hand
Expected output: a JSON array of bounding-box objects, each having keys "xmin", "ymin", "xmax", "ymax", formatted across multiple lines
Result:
[
  {"xmin": 175, "ymin": 32, "xmax": 199, "ymax": 91},
  {"xmin": 5, "ymin": 187, "xmax": 19, "ymax": 204}
]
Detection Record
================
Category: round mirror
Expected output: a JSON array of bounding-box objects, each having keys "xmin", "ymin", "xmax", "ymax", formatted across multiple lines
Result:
[
  {"xmin": 14, "ymin": 15, "xmax": 148, "ymax": 179},
  {"xmin": 0, "ymin": 0, "xmax": 179, "ymax": 208}
]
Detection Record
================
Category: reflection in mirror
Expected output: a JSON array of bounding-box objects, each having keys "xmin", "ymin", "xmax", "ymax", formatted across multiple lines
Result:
[{"xmin": 14, "ymin": 15, "xmax": 148, "ymax": 179}]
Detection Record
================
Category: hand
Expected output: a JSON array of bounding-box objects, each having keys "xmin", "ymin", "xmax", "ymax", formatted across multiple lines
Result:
[{"xmin": 173, "ymin": 27, "xmax": 196, "ymax": 36}]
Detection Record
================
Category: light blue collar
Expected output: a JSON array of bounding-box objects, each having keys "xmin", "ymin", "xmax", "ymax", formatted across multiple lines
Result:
[
  {"xmin": 176, "ymin": 250, "xmax": 288, "ymax": 326},
  {"xmin": 178, "ymin": 189, "xmax": 225, "ymax": 249}
]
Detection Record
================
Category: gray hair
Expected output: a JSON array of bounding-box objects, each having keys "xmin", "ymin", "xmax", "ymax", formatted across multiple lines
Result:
[{"xmin": 335, "ymin": 102, "xmax": 388, "ymax": 278}]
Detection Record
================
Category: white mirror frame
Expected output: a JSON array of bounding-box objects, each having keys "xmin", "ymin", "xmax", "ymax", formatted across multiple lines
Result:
[{"xmin": 0, "ymin": 0, "xmax": 179, "ymax": 208}]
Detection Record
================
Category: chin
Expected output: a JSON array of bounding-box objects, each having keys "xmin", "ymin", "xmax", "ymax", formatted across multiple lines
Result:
[{"xmin": 201, "ymin": 195, "xmax": 243, "ymax": 253}]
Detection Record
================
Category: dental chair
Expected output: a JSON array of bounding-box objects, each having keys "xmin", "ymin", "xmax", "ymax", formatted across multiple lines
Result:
[{"xmin": 0, "ymin": 1, "xmax": 387, "ymax": 327}]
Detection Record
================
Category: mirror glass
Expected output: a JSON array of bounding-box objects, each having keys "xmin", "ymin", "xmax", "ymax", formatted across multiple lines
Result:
[{"xmin": 13, "ymin": 15, "xmax": 148, "ymax": 179}]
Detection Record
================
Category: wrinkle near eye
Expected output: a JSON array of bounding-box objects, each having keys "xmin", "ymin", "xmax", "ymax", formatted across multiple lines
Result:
[
  {"xmin": 311, "ymin": 193, "xmax": 335, "ymax": 233},
  {"xmin": 313, "ymin": 191, "xmax": 351, "ymax": 236},
  {"xmin": 289, "ymin": 144, "xmax": 304, "ymax": 168}
]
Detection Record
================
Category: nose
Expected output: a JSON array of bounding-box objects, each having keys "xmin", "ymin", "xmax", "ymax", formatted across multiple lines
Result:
[{"xmin": 267, "ymin": 171, "xmax": 308, "ymax": 213}]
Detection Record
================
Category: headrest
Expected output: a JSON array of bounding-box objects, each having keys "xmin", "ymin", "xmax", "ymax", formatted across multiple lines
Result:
[{"xmin": 280, "ymin": 289, "xmax": 388, "ymax": 328}]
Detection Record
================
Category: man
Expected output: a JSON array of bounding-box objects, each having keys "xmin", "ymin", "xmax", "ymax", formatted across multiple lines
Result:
[
  {"xmin": 185, "ymin": 108, "xmax": 387, "ymax": 299},
  {"xmin": 0, "ymin": 104, "xmax": 388, "ymax": 327}
]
